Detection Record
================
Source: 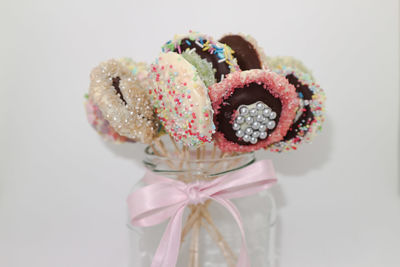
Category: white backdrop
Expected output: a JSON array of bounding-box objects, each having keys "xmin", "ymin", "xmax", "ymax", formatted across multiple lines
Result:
[{"xmin": 1, "ymin": 0, "xmax": 399, "ymax": 266}]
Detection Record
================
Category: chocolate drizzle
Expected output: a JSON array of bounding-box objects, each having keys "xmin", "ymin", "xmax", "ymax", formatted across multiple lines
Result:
[
  {"xmin": 174, "ymin": 38, "xmax": 231, "ymax": 82},
  {"xmin": 216, "ymin": 82, "xmax": 282, "ymax": 145},
  {"xmin": 219, "ymin": 35, "xmax": 262, "ymax": 70},
  {"xmin": 112, "ymin": 76, "xmax": 126, "ymax": 105},
  {"xmin": 283, "ymin": 74, "xmax": 314, "ymax": 140}
]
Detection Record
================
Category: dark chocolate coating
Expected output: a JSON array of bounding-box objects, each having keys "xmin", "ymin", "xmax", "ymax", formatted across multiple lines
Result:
[
  {"xmin": 216, "ymin": 82, "xmax": 282, "ymax": 145},
  {"xmin": 112, "ymin": 76, "xmax": 127, "ymax": 105},
  {"xmin": 283, "ymin": 74, "xmax": 314, "ymax": 140},
  {"xmin": 174, "ymin": 38, "xmax": 231, "ymax": 82},
  {"xmin": 286, "ymin": 74, "xmax": 313, "ymax": 100},
  {"xmin": 219, "ymin": 35, "xmax": 262, "ymax": 70}
]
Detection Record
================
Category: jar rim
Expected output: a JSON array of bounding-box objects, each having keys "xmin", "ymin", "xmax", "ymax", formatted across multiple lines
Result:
[{"xmin": 143, "ymin": 145, "xmax": 256, "ymax": 177}]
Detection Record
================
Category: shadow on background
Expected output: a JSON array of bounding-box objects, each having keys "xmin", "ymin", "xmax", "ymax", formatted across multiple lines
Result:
[
  {"xmin": 257, "ymin": 114, "xmax": 333, "ymax": 177},
  {"xmin": 103, "ymin": 141, "xmax": 147, "ymax": 167}
]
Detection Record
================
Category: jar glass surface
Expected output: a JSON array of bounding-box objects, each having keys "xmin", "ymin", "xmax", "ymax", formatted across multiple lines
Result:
[{"xmin": 128, "ymin": 143, "xmax": 276, "ymax": 267}]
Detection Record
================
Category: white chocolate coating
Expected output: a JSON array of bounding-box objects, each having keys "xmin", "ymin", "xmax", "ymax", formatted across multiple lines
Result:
[{"xmin": 149, "ymin": 52, "xmax": 215, "ymax": 147}]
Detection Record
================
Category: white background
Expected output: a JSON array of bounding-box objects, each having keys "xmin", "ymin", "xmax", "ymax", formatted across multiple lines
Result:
[{"xmin": 1, "ymin": 0, "xmax": 399, "ymax": 266}]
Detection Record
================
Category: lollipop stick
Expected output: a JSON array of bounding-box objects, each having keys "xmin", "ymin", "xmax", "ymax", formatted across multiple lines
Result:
[
  {"xmin": 182, "ymin": 201, "xmax": 237, "ymax": 266},
  {"xmin": 196, "ymin": 147, "xmax": 201, "ymax": 160},
  {"xmin": 155, "ymin": 138, "xmax": 169, "ymax": 158},
  {"xmin": 153, "ymin": 138, "xmax": 176, "ymax": 169},
  {"xmin": 200, "ymin": 205, "xmax": 237, "ymax": 263},
  {"xmin": 150, "ymin": 143, "xmax": 161, "ymax": 156},
  {"xmin": 189, "ymin": 212, "xmax": 201, "ymax": 267},
  {"xmin": 181, "ymin": 205, "xmax": 201, "ymax": 243},
  {"xmin": 200, "ymin": 220, "xmax": 236, "ymax": 267},
  {"xmin": 177, "ymin": 143, "xmax": 237, "ymax": 265},
  {"xmin": 169, "ymin": 134, "xmax": 181, "ymax": 157},
  {"xmin": 201, "ymin": 145, "xmax": 206, "ymax": 160},
  {"xmin": 208, "ymin": 151, "xmax": 229, "ymax": 172},
  {"xmin": 211, "ymin": 142, "xmax": 217, "ymax": 159},
  {"xmin": 181, "ymin": 201, "xmax": 211, "ymax": 242}
]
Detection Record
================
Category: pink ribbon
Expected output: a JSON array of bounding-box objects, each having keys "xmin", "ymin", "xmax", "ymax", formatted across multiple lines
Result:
[{"xmin": 127, "ymin": 160, "xmax": 277, "ymax": 267}]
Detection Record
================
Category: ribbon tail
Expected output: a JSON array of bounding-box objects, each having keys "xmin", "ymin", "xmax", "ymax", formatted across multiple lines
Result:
[
  {"xmin": 151, "ymin": 205, "xmax": 186, "ymax": 267},
  {"xmin": 214, "ymin": 197, "xmax": 250, "ymax": 267}
]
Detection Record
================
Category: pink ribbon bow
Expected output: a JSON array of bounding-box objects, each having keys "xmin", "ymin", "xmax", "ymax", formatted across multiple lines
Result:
[{"xmin": 127, "ymin": 160, "xmax": 277, "ymax": 267}]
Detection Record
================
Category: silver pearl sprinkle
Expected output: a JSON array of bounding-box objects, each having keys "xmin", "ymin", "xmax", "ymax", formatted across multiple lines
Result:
[
  {"xmin": 245, "ymin": 127, "xmax": 253, "ymax": 135},
  {"xmin": 252, "ymin": 131, "xmax": 260, "ymax": 138},
  {"xmin": 232, "ymin": 123, "xmax": 240, "ymax": 131},
  {"xmin": 232, "ymin": 102, "xmax": 277, "ymax": 144},
  {"xmin": 236, "ymin": 116, "xmax": 245, "ymax": 124},
  {"xmin": 267, "ymin": 120, "xmax": 276, "ymax": 129},
  {"xmin": 252, "ymin": 121, "xmax": 260, "ymax": 130},
  {"xmin": 259, "ymin": 124, "xmax": 267, "ymax": 132},
  {"xmin": 239, "ymin": 106, "xmax": 249, "ymax": 115},
  {"xmin": 236, "ymin": 129, "xmax": 244, "ymax": 137},
  {"xmin": 263, "ymin": 108, "xmax": 271, "ymax": 117},
  {"xmin": 256, "ymin": 102, "xmax": 265, "ymax": 110},
  {"xmin": 259, "ymin": 132, "xmax": 267, "ymax": 139},
  {"xmin": 262, "ymin": 116, "xmax": 269, "ymax": 124},
  {"xmin": 250, "ymin": 137, "xmax": 258, "ymax": 144},
  {"xmin": 256, "ymin": 114, "xmax": 264, "ymax": 122},
  {"xmin": 245, "ymin": 116, "xmax": 254, "ymax": 124},
  {"xmin": 249, "ymin": 108, "xmax": 258, "ymax": 117}
]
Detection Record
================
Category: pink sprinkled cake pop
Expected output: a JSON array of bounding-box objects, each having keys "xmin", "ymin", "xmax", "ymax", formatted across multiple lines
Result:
[{"xmin": 209, "ymin": 69, "xmax": 299, "ymax": 153}]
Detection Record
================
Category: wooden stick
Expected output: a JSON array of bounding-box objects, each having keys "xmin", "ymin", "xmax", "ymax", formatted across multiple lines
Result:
[
  {"xmin": 189, "ymin": 212, "xmax": 201, "ymax": 267},
  {"xmin": 200, "ymin": 220, "xmax": 236, "ymax": 267},
  {"xmin": 150, "ymin": 143, "xmax": 161, "ymax": 156},
  {"xmin": 181, "ymin": 201, "xmax": 211, "ymax": 242},
  {"xmin": 176, "ymin": 142, "xmax": 237, "ymax": 266},
  {"xmin": 201, "ymin": 145, "xmax": 206, "ymax": 160},
  {"xmin": 182, "ymin": 203, "xmax": 237, "ymax": 266},
  {"xmin": 155, "ymin": 138, "xmax": 169, "ymax": 157},
  {"xmin": 211, "ymin": 142, "xmax": 217, "ymax": 160},
  {"xmin": 196, "ymin": 147, "xmax": 201, "ymax": 160},
  {"xmin": 181, "ymin": 205, "xmax": 201, "ymax": 244},
  {"xmin": 208, "ymin": 151, "xmax": 228, "ymax": 172},
  {"xmin": 169, "ymin": 134, "xmax": 181, "ymax": 157},
  {"xmin": 153, "ymin": 138, "xmax": 176, "ymax": 169},
  {"xmin": 200, "ymin": 205, "xmax": 237, "ymax": 263}
]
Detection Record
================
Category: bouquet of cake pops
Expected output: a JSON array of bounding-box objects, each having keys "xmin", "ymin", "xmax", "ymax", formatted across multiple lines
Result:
[{"xmin": 85, "ymin": 31, "xmax": 325, "ymax": 267}]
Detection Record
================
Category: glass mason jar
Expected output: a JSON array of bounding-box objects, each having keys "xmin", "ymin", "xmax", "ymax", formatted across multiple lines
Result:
[{"xmin": 127, "ymin": 143, "xmax": 276, "ymax": 267}]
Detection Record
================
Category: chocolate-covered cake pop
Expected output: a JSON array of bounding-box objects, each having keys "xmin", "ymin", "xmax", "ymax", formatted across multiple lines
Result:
[
  {"xmin": 162, "ymin": 32, "xmax": 239, "ymax": 83},
  {"xmin": 268, "ymin": 62, "xmax": 325, "ymax": 152},
  {"xmin": 219, "ymin": 33, "xmax": 268, "ymax": 70},
  {"xmin": 209, "ymin": 69, "xmax": 299, "ymax": 153},
  {"xmin": 149, "ymin": 52, "xmax": 216, "ymax": 147},
  {"xmin": 88, "ymin": 59, "xmax": 159, "ymax": 144}
]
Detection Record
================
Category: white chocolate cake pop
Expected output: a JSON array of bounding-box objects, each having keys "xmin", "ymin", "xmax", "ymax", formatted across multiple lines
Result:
[
  {"xmin": 149, "ymin": 52, "xmax": 216, "ymax": 147},
  {"xmin": 85, "ymin": 98, "xmax": 134, "ymax": 143},
  {"xmin": 88, "ymin": 59, "xmax": 159, "ymax": 144}
]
